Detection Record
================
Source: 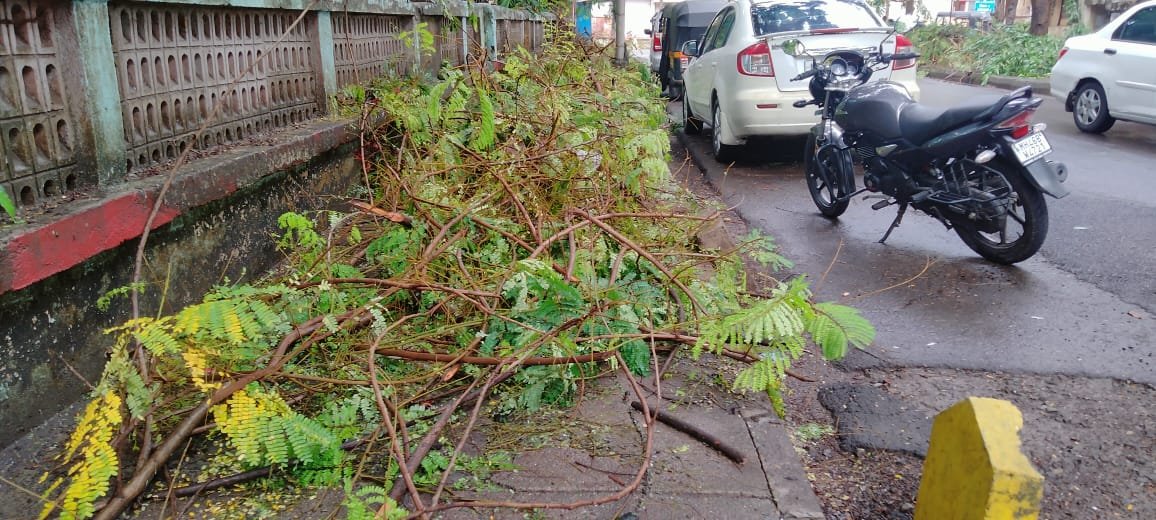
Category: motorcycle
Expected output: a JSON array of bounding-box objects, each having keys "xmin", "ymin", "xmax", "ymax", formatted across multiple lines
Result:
[{"xmin": 783, "ymin": 36, "xmax": 1068, "ymax": 264}]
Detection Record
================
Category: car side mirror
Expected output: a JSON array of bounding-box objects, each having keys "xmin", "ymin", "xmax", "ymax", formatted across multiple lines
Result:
[
  {"xmin": 681, "ymin": 40, "xmax": 699, "ymax": 57},
  {"xmin": 644, "ymin": 28, "xmax": 652, "ymax": 36}
]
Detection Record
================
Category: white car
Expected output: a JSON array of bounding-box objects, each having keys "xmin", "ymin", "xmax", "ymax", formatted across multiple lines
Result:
[
  {"xmin": 647, "ymin": 10, "xmax": 664, "ymax": 75},
  {"xmin": 680, "ymin": 0, "xmax": 921, "ymax": 162},
  {"xmin": 1050, "ymin": 0, "xmax": 1156, "ymax": 133}
]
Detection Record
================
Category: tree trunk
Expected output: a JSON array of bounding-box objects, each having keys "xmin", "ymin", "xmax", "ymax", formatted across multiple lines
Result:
[
  {"xmin": 614, "ymin": 0, "xmax": 626, "ymax": 64},
  {"xmin": 1004, "ymin": 0, "xmax": 1020, "ymax": 25},
  {"xmin": 1029, "ymin": 0, "xmax": 1056, "ymax": 35}
]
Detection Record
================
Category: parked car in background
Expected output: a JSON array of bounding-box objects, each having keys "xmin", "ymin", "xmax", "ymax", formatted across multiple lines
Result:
[
  {"xmin": 680, "ymin": 0, "xmax": 921, "ymax": 162},
  {"xmin": 647, "ymin": 10, "xmax": 664, "ymax": 78},
  {"xmin": 655, "ymin": 0, "xmax": 728, "ymax": 98},
  {"xmin": 1050, "ymin": 0, "xmax": 1156, "ymax": 133}
]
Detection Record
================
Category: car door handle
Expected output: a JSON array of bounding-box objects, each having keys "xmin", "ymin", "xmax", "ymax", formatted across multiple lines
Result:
[{"xmin": 1104, "ymin": 48, "xmax": 1117, "ymax": 55}]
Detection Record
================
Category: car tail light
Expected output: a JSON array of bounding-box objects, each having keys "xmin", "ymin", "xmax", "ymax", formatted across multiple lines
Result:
[
  {"xmin": 652, "ymin": 34, "xmax": 662, "ymax": 52},
  {"xmin": 893, "ymin": 34, "xmax": 916, "ymax": 70},
  {"xmin": 995, "ymin": 109, "xmax": 1035, "ymax": 139},
  {"xmin": 1058, "ymin": 47, "xmax": 1068, "ymax": 60},
  {"xmin": 738, "ymin": 40, "xmax": 774, "ymax": 76}
]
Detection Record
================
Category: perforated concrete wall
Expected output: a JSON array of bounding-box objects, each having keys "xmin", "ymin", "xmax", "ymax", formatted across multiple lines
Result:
[
  {"xmin": 0, "ymin": 1, "xmax": 79, "ymax": 211},
  {"xmin": 109, "ymin": 4, "xmax": 322, "ymax": 173},
  {"xmin": 0, "ymin": 0, "xmax": 546, "ymax": 214},
  {"xmin": 332, "ymin": 12, "xmax": 410, "ymax": 88},
  {"xmin": 0, "ymin": 0, "xmax": 548, "ymax": 450}
]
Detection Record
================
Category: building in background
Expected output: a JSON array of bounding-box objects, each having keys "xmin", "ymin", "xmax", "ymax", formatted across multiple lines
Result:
[{"xmin": 588, "ymin": 0, "xmax": 688, "ymax": 58}]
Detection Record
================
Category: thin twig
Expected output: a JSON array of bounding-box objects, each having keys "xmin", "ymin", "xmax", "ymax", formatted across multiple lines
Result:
[
  {"xmin": 847, "ymin": 256, "xmax": 938, "ymax": 302},
  {"xmin": 818, "ymin": 237, "xmax": 844, "ymax": 289}
]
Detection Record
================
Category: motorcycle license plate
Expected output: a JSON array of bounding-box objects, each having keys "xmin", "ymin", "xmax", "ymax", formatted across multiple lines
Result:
[{"xmin": 1011, "ymin": 132, "xmax": 1051, "ymax": 165}]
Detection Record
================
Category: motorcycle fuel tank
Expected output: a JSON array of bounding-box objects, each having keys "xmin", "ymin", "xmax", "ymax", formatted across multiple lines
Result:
[{"xmin": 833, "ymin": 82, "xmax": 914, "ymax": 140}]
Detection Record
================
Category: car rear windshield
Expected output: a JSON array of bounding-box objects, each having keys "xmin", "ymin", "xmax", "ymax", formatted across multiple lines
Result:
[{"xmin": 751, "ymin": 0, "xmax": 883, "ymax": 35}]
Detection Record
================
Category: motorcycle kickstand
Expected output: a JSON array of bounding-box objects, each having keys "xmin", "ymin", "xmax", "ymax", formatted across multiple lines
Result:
[{"xmin": 878, "ymin": 202, "xmax": 908, "ymax": 244}]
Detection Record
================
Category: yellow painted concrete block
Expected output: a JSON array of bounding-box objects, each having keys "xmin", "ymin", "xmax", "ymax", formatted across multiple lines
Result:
[{"xmin": 915, "ymin": 397, "xmax": 1044, "ymax": 520}]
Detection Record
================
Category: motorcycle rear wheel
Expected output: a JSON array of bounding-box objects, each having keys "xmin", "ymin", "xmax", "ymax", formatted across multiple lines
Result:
[
  {"xmin": 952, "ymin": 158, "xmax": 1048, "ymax": 265},
  {"xmin": 804, "ymin": 133, "xmax": 849, "ymax": 218}
]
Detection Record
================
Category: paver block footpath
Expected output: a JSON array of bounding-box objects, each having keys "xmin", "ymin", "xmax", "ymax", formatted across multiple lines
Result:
[
  {"xmin": 641, "ymin": 402, "xmax": 767, "ymax": 497},
  {"xmin": 489, "ymin": 448, "xmax": 630, "ymax": 493},
  {"xmin": 641, "ymin": 494, "xmax": 781, "ymax": 518},
  {"xmin": 743, "ymin": 409, "xmax": 827, "ymax": 520},
  {"xmin": 438, "ymin": 492, "xmax": 642, "ymax": 520}
]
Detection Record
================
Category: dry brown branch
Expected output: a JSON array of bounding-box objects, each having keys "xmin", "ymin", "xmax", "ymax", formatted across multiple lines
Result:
[
  {"xmin": 368, "ymin": 347, "xmax": 618, "ymax": 366},
  {"xmin": 629, "ymin": 401, "xmax": 745, "ymax": 464}
]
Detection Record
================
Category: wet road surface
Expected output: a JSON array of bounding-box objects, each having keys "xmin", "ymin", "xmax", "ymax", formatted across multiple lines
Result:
[{"xmin": 673, "ymin": 78, "xmax": 1156, "ymax": 385}]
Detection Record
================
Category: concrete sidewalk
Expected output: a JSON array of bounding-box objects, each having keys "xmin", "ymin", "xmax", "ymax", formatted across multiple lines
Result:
[
  {"xmin": 433, "ymin": 368, "xmax": 825, "ymax": 520},
  {"xmin": 0, "ymin": 131, "xmax": 826, "ymax": 519}
]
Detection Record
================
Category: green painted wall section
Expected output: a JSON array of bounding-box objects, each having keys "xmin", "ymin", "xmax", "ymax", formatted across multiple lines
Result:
[
  {"xmin": 72, "ymin": 0, "xmax": 127, "ymax": 185},
  {"xmin": 316, "ymin": 11, "xmax": 338, "ymax": 105}
]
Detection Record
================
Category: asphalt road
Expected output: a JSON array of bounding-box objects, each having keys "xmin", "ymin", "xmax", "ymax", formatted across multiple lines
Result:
[{"xmin": 674, "ymin": 78, "xmax": 1156, "ymax": 385}]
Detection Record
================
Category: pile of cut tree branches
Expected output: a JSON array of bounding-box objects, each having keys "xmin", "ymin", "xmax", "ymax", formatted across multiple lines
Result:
[{"xmin": 38, "ymin": 30, "xmax": 872, "ymax": 520}]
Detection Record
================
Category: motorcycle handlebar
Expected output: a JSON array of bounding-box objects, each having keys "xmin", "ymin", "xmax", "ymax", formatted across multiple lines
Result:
[
  {"xmin": 881, "ymin": 51, "xmax": 921, "ymax": 62},
  {"xmin": 790, "ymin": 68, "xmax": 819, "ymax": 82}
]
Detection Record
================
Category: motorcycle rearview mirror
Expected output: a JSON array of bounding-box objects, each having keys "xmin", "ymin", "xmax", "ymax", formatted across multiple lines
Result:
[
  {"xmin": 782, "ymin": 38, "xmax": 806, "ymax": 57},
  {"xmin": 681, "ymin": 40, "xmax": 699, "ymax": 58},
  {"xmin": 877, "ymin": 27, "xmax": 896, "ymax": 55}
]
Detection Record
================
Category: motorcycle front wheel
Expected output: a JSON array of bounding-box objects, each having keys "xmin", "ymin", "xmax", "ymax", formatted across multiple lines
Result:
[
  {"xmin": 804, "ymin": 133, "xmax": 850, "ymax": 218},
  {"xmin": 952, "ymin": 158, "xmax": 1048, "ymax": 265}
]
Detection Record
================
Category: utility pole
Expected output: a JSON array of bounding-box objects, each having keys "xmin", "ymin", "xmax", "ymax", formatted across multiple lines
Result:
[{"xmin": 614, "ymin": 0, "xmax": 626, "ymax": 64}]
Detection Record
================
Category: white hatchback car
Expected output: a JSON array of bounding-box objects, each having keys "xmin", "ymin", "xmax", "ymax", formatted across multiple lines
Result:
[
  {"xmin": 681, "ymin": 0, "xmax": 920, "ymax": 162},
  {"xmin": 1050, "ymin": 0, "xmax": 1156, "ymax": 133}
]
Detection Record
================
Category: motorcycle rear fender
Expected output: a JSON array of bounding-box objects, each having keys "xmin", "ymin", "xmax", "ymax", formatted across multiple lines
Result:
[{"xmin": 998, "ymin": 138, "xmax": 1070, "ymax": 199}]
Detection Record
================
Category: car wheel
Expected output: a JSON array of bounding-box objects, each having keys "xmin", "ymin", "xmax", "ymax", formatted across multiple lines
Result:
[
  {"xmin": 1072, "ymin": 82, "xmax": 1116, "ymax": 134},
  {"xmin": 711, "ymin": 101, "xmax": 740, "ymax": 163},
  {"xmin": 683, "ymin": 98, "xmax": 702, "ymax": 135}
]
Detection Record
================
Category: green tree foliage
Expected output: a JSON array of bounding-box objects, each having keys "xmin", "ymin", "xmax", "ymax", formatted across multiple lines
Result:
[
  {"xmin": 41, "ymin": 28, "xmax": 873, "ymax": 519},
  {"xmin": 908, "ymin": 23, "xmax": 1065, "ymax": 80},
  {"xmin": 0, "ymin": 188, "xmax": 16, "ymax": 221}
]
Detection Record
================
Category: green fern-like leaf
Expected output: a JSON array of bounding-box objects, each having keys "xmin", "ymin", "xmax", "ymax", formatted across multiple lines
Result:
[
  {"xmin": 0, "ymin": 186, "xmax": 16, "ymax": 220},
  {"xmin": 733, "ymin": 358, "xmax": 787, "ymax": 416},
  {"xmin": 132, "ymin": 319, "xmax": 181, "ymax": 355},
  {"xmin": 41, "ymin": 393, "xmax": 122, "ymax": 520},
  {"xmin": 806, "ymin": 302, "xmax": 876, "ymax": 360},
  {"xmin": 619, "ymin": 340, "xmax": 651, "ymax": 376},
  {"xmin": 471, "ymin": 90, "xmax": 496, "ymax": 151},
  {"xmin": 95, "ymin": 282, "xmax": 148, "ymax": 312},
  {"xmin": 344, "ymin": 480, "xmax": 406, "ymax": 520},
  {"xmin": 212, "ymin": 386, "xmax": 342, "ymax": 471},
  {"xmin": 426, "ymin": 82, "xmax": 447, "ymax": 128},
  {"xmin": 697, "ymin": 295, "xmax": 806, "ymax": 355}
]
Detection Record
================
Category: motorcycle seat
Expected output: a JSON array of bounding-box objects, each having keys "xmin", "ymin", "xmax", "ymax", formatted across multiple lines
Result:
[{"xmin": 898, "ymin": 96, "xmax": 1003, "ymax": 146}]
